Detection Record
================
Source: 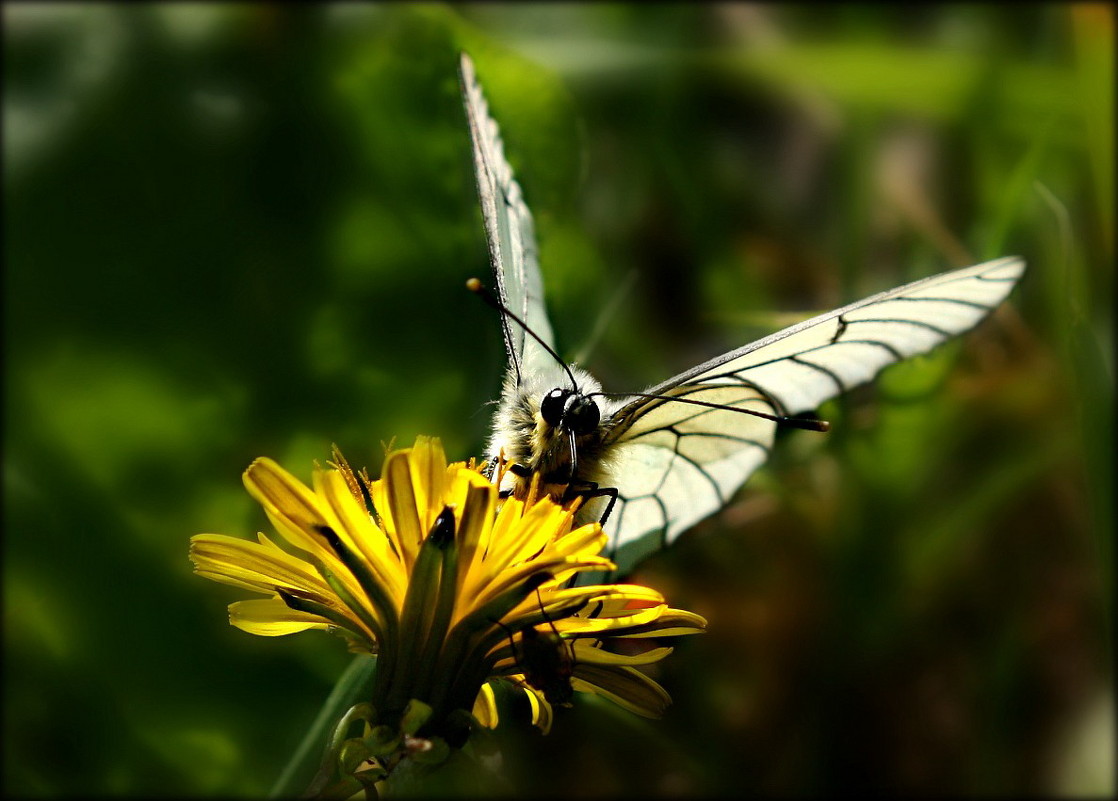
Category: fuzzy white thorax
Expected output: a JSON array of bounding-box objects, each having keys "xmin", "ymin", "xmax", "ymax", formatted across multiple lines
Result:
[{"xmin": 486, "ymin": 363, "xmax": 629, "ymax": 506}]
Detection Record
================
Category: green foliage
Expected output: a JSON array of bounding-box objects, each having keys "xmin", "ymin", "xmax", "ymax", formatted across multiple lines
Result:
[{"xmin": 4, "ymin": 3, "xmax": 1112, "ymax": 797}]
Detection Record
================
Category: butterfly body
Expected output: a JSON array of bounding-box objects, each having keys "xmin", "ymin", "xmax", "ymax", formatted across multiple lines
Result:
[{"xmin": 458, "ymin": 53, "xmax": 1025, "ymax": 575}]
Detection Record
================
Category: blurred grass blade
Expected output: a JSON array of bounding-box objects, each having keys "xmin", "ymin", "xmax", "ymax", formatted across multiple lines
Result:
[{"xmin": 982, "ymin": 121, "xmax": 1055, "ymax": 261}]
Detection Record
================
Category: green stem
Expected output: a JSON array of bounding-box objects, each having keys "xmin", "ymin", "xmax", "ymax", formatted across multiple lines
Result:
[{"xmin": 269, "ymin": 655, "xmax": 378, "ymax": 799}]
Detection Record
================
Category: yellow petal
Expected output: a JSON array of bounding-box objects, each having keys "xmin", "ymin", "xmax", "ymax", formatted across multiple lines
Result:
[
  {"xmin": 243, "ymin": 458, "xmax": 327, "ymax": 554},
  {"xmin": 571, "ymin": 665, "xmax": 671, "ymax": 718},
  {"xmin": 522, "ymin": 684, "xmax": 553, "ymax": 734},
  {"xmin": 450, "ymin": 475, "xmax": 496, "ymax": 602},
  {"xmin": 190, "ymin": 533, "xmax": 329, "ymax": 597},
  {"xmin": 407, "ymin": 437, "xmax": 448, "ymax": 535},
  {"xmin": 313, "ymin": 469, "xmax": 406, "ymax": 604},
  {"xmin": 470, "ymin": 554, "xmax": 613, "ymax": 615},
  {"xmin": 245, "ymin": 460, "xmax": 381, "ymax": 630},
  {"xmin": 472, "ymin": 683, "xmax": 498, "ymax": 729},
  {"xmin": 484, "ymin": 499, "xmax": 566, "ymax": 576},
  {"xmin": 614, "ymin": 608, "xmax": 708, "ymax": 638},
  {"xmin": 549, "ymin": 523, "xmax": 608, "ymax": 559},
  {"xmin": 570, "ymin": 642, "xmax": 675, "ymax": 667},
  {"xmin": 383, "ymin": 449, "xmax": 423, "ymax": 571},
  {"xmin": 575, "ymin": 584, "xmax": 667, "ymax": 611},
  {"xmin": 229, "ymin": 597, "xmax": 332, "ymax": 636}
]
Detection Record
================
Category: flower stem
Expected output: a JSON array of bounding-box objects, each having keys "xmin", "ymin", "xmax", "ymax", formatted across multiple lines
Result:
[{"xmin": 269, "ymin": 655, "xmax": 378, "ymax": 799}]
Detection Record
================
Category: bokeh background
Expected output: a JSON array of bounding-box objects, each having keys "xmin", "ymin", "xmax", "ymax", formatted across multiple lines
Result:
[{"xmin": 4, "ymin": 3, "xmax": 1113, "ymax": 797}]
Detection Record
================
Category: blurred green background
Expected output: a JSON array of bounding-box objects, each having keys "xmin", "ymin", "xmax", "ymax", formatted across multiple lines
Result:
[{"xmin": 4, "ymin": 3, "xmax": 1113, "ymax": 797}]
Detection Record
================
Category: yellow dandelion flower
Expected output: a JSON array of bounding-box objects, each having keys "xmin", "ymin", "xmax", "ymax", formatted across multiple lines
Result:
[{"xmin": 190, "ymin": 437, "xmax": 705, "ymax": 784}]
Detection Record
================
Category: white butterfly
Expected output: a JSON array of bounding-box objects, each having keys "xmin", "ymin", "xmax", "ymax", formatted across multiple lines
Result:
[{"xmin": 458, "ymin": 53, "xmax": 1025, "ymax": 576}]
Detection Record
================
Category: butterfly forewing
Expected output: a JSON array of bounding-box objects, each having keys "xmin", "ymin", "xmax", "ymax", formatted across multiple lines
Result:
[
  {"xmin": 641, "ymin": 257, "xmax": 1024, "ymax": 415},
  {"xmin": 599, "ymin": 257, "xmax": 1025, "ymax": 572},
  {"xmin": 459, "ymin": 53, "xmax": 556, "ymax": 382}
]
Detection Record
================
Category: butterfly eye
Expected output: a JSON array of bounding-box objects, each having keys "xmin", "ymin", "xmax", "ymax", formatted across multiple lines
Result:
[
  {"xmin": 567, "ymin": 397, "xmax": 600, "ymax": 436},
  {"xmin": 540, "ymin": 389, "xmax": 571, "ymax": 427}
]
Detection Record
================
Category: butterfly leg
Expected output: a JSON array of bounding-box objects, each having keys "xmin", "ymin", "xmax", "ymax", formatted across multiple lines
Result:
[
  {"xmin": 564, "ymin": 481, "xmax": 619, "ymax": 526},
  {"xmin": 495, "ymin": 463, "xmax": 533, "ymax": 499}
]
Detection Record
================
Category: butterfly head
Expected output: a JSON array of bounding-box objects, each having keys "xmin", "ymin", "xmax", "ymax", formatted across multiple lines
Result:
[{"xmin": 540, "ymin": 388, "xmax": 600, "ymax": 436}]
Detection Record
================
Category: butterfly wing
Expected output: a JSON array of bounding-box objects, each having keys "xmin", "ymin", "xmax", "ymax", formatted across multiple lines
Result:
[
  {"xmin": 458, "ymin": 54, "xmax": 1025, "ymax": 573},
  {"xmin": 597, "ymin": 256, "xmax": 1026, "ymax": 574},
  {"xmin": 459, "ymin": 52, "xmax": 558, "ymax": 384}
]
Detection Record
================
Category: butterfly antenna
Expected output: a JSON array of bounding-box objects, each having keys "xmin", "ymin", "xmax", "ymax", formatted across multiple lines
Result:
[
  {"xmin": 467, "ymin": 278, "xmax": 582, "ymax": 392},
  {"xmin": 589, "ymin": 391, "xmax": 831, "ymax": 432}
]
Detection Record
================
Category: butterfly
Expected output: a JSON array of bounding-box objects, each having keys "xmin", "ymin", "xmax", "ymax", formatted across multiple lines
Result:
[{"xmin": 457, "ymin": 53, "xmax": 1025, "ymax": 577}]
